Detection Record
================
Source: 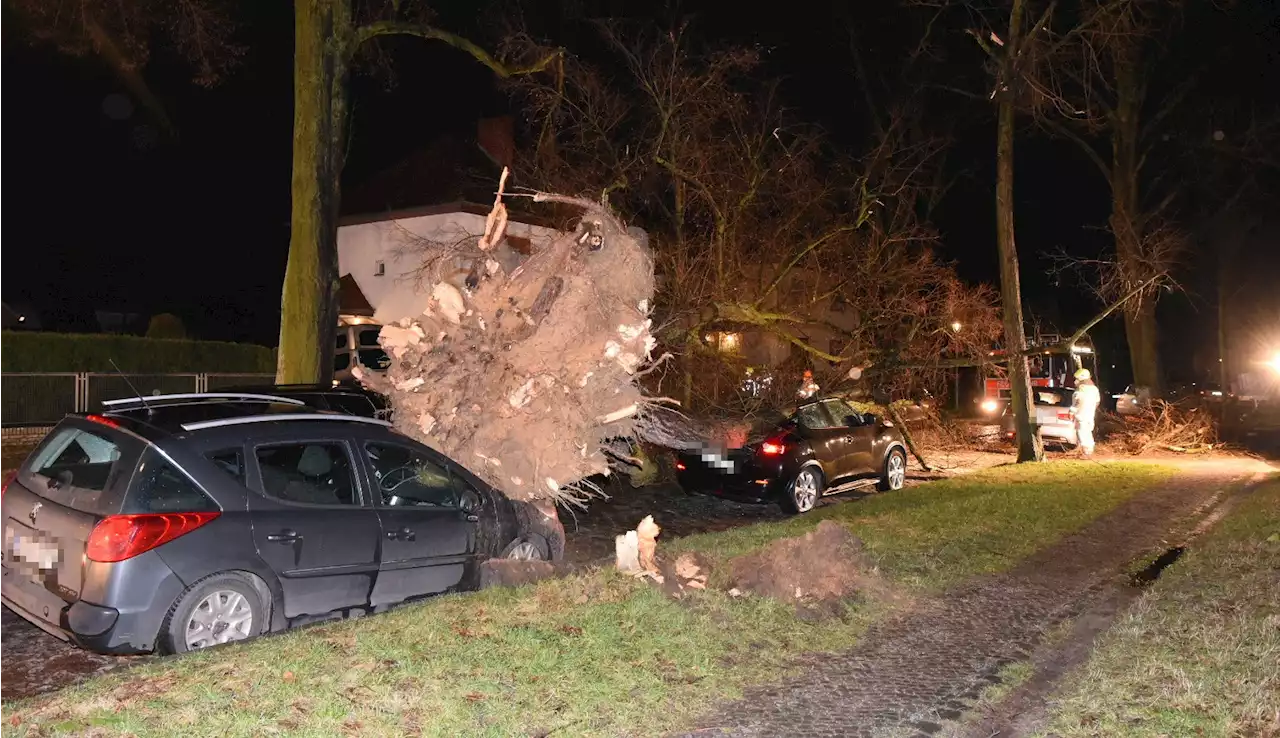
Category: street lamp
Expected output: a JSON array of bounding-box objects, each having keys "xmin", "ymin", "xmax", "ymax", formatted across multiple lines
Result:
[{"xmin": 950, "ymin": 320, "xmax": 962, "ymax": 333}]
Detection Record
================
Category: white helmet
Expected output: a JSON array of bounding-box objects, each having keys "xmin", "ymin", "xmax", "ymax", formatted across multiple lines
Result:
[{"xmin": 1074, "ymin": 368, "xmax": 1091, "ymax": 381}]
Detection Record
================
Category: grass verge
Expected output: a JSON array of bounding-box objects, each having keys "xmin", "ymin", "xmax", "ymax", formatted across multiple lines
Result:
[
  {"xmin": 3, "ymin": 462, "xmax": 1174, "ymax": 738},
  {"xmin": 1041, "ymin": 477, "xmax": 1280, "ymax": 738}
]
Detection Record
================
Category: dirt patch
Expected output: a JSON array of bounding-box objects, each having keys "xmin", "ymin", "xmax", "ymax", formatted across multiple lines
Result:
[
  {"xmin": 478, "ymin": 559, "xmax": 559, "ymax": 590},
  {"xmin": 727, "ymin": 521, "xmax": 876, "ymax": 615},
  {"xmin": 1, "ymin": 607, "xmax": 135, "ymax": 701}
]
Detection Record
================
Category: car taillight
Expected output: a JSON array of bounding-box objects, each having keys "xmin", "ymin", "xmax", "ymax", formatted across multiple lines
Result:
[
  {"xmin": 86, "ymin": 512, "xmax": 220, "ymax": 563},
  {"xmin": 675, "ymin": 461, "xmax": 687, "ymax": 471},
  {"xmin": 85, "ymin": 414, "xmax": 121, "ymax": 429},
  {"xmin": 760, "ymin": 434, "xmax": 787, "ymax": 456},
  {"xmin": 1, "ymin": 471, "xmax": 14, "ymax": 500}
]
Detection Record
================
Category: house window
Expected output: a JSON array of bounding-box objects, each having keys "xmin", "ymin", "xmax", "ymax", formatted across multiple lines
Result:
[{"xmin": 374, "ymin": 261, "xmax": 386, "ymax": 277}]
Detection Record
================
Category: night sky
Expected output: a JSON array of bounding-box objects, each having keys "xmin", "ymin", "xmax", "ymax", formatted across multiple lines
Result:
[{"xmin": 4, "ymin": 0, "xmax": 1278, "ymax": 385}]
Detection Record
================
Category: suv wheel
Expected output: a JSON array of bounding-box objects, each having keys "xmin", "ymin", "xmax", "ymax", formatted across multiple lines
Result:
[
  {"xmin": 879, "ymin": 448, "xmax": 907, "ymax": 491},
  {"xmin": 783, "ymin": 466, "xmax": 823, "ymax": 514},
  {"xmin": 161, "ymin": 573, "xmax": 265, "ymax": 654}
]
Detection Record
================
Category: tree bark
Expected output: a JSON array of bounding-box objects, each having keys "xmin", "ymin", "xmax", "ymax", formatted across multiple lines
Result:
[
  {"xmin": 996, "ymin": 0, "xmax": 1043, "ymax": 463},
  {"xmin": 1111, "ymin": 46, "xmax": 1161, "ymax": 395},
  {"xmin": 277, "ymin": 0, "xmax": 348, "ymax": 384}
]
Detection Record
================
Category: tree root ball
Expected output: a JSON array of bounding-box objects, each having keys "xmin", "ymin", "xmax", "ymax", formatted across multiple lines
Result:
[{"xmin": 359, "ymin": 195, "xmax": 660, "ymax": 509}]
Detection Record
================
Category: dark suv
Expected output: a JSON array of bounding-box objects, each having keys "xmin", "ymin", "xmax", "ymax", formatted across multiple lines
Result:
[
  {"xmin": 1, "ymin": 393, "xmax": 560, "ymax": 655},
  {"xmin": 676, "ymin": 397, "xmax": 909, "ymax": 513}
]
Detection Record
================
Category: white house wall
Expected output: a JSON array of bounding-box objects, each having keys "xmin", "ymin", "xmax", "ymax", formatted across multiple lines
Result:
[{"xmin": 337, "ymin": 212, "xmax": 558, "ymax": 324}]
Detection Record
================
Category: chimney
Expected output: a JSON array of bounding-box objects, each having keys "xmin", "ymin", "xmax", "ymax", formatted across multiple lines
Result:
[{"xmin": 477, "ymin": 116, "xmax": 515, "ymax": 170}]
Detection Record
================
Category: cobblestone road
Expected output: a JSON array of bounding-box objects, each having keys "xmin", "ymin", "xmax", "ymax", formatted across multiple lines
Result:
[{"xmin": 676, "ymin": 463, "xmax": 1264, "ymax": 738}]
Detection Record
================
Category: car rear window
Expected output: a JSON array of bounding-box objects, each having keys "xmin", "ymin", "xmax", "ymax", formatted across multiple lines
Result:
[{"xmin": 23, "ymin": 423, "xmax": 143, "ymax": 516}]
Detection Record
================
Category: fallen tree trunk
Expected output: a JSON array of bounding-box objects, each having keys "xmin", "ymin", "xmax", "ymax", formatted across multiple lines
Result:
[{"xmin": 888, "ymin": 403, "xmax": 932, "ymax": 473}]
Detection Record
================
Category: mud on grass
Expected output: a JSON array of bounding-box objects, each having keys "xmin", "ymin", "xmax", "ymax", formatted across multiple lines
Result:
[
  {"xmin": 1041, "ymin": 477, "xmax": 1280, "ymax": 738},
  {"xmin": 2, "ymin": 462, "xmax": 1176, "ymax": 738}
]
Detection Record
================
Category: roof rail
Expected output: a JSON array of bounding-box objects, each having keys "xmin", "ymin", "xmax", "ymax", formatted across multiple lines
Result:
[
  {"xmin": 102, "ymin": 393, "xmax": 307, "ymax": 409},
  {"xmin": 180, "ymin": 413, "xmax": 393, "ymax": 432}
]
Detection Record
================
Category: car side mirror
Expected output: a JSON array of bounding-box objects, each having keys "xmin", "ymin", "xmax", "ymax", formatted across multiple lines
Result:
[
  {"xmin": 862, "ymin": 413, "xmax": 880, "ymax": 427},
  {"xmin": 843, "ymin": 414, "xmax": 862, "ymax": 427}
]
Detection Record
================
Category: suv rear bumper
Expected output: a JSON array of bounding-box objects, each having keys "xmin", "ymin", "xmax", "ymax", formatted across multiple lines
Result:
[
  {"xmin": 675, "ymin": 455, "xmax": 790, "ymax": 502},
  {"xmin": 2, "ymin": 563, "xmax": 181, "ymax": 654}
]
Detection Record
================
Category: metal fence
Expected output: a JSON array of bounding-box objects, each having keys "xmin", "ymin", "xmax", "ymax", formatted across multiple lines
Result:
[{"xmin": 1, "ymin": 373, "xmax": 277, "ymax": 426}]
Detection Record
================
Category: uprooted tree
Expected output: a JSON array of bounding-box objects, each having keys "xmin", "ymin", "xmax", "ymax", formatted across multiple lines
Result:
[
  {"xmin": 348, "ymin": 21, "xmax": 1004, "ymax": 527},
  {"xmin": 354, "ymin": 188, "xmax": 678, "ymax": 536}
]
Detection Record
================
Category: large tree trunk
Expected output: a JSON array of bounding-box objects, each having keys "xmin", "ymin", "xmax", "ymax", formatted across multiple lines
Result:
[
  {"xmin": 277, "ymin": 0, "xmax": 348, "ymax": 384},
  {"xmin": 1110, "ymin": 47, "xmax": 1161, "ymax": 395},
  {"xmin": 996, "ymin": 0, "xmax": 1043, "ymax": 463}
]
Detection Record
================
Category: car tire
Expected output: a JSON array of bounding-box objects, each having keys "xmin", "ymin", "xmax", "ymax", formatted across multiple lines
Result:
[
  {"xmin": 501, "ymin": 534, "xmax": 551, "ymax": 562},
  {"xmin": 160, "ymin": 572, "xmax": 266, "ymax": 654},
  {"xmin": 781, "ymin": 466, "xmax": 823, "ymax": 514},
  {"xmin": 878, "ymin": 447, "xmax": 907, "ymax": 492}
]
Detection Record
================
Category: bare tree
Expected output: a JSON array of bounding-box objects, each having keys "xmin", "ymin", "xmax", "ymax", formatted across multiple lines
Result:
[
  {"xmin": 1028, "ymin": 0, "xmax": 1199, "ymax": 396},
  {"xmin": 8, "ymin": 0, "xmax": 244, "ymax": 138},
  {"xmin": 503, "ymin": 23, "xmax": 1001, "ymax": 412}
]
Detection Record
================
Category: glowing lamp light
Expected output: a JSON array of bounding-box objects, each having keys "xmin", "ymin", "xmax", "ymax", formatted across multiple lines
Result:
[
  {"xmin": 950, "ymin": 321, "xmax": 962, "ymax": 333},
  {"xmin": 980, "ymin": 399, "xmax": 999, "ymax": 414}
]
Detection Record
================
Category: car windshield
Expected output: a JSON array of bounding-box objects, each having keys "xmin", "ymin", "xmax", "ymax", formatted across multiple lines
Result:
[{"xmin": 793, "ymin": 403, "xmax": 836, "ymax": 430}]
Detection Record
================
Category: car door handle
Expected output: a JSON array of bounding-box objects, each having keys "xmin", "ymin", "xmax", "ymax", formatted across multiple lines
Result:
[
  {"xmin": 465, "ymin": 514, "xmax": 479, "ymax": 523},
  {"xmin": 387, "ymin": 527, "xmax": 416, "ymax": 541},
  {"xmin": 266, "ymin": 529, "xmax": 301, "ymax": 543}
]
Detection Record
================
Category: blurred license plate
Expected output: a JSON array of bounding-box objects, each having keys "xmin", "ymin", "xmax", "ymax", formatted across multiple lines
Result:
[{"xmin": 5, "ymin": 525, "xmax": 60, "ymax": 570}]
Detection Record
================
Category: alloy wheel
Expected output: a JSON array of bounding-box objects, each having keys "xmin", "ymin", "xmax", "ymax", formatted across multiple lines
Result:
[
  {"xmin": 887, "ymin": 452, "xmax": 906, "ymax": 490},
  {"xmin": 793, "ymin": 469, "xmax": 819, "ymax": 512},
  {"xmin": 185, "ymin": 589, "xmax": 254, "ymax": 650},
  {"xmin": 506, "ymin": 540, "xmax": 545, "ymax": 561}
]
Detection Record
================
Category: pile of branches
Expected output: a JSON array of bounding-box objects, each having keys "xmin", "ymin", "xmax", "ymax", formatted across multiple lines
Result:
[{"xmin": 1106, "ymin": 401, "xmax": 1221, "ymax": 455}]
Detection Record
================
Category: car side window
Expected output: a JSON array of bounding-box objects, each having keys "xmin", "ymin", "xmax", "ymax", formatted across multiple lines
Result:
[
  {"xmin": 255, "ymin": 442, "xmax": 360, "ymax": 506},
  {"xmin": 206, "ymin": 448, "xmax": 247, "ymax": 486},
  {"xmin": 127, "ymin": 459, "xmax": 220, "ymax": 514},
  {"xmin": 449, "ymin": 470, "xmax": 485, "ymax": 514},
  {"xmin": 795, "ymin": 403, "xmax": 836, "ymax": 430},
  {"xmin": 365, "ymin": 443, "xmax": 458, "ymax": 508}
]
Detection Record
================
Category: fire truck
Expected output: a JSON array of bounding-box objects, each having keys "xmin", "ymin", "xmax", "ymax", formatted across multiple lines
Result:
[{"xmin": 978, "ymin": 334, "xmax": 1098, "ymax": 416}]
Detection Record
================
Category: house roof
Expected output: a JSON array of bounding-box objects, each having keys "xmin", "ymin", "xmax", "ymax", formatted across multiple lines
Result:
[
  {"xmin": 337, "ymin": 275, "xmax": 375, "ymax": 317},
  {"xmin": 337, "ymin": 200, "xmax": 559, "ymax": 230}
]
